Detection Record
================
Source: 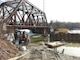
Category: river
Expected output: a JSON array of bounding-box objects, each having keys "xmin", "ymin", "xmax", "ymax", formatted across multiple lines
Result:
[{"xmin": 57, "ymin": 46, "xmax": 80, "ymax": 57}]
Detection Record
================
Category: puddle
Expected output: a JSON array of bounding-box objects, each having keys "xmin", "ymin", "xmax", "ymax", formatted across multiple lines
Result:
[{"xmin": 57, "ymin": 46, "xmax": 80, "ymax": 57}]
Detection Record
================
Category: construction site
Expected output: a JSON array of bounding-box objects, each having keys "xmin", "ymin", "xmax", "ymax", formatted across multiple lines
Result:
[{"xmin": 0, "ymin": 0, "xmax": 80, "ymax": 60}]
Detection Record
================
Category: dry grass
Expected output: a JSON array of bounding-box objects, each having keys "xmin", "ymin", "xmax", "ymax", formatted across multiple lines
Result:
[
  {"xmin": 31, "ymin": 35, "xmax": 47, "ymax": 43},
  {"xmin": 66, "ymin": 42, "xmax": 80, "ymax": 47}
]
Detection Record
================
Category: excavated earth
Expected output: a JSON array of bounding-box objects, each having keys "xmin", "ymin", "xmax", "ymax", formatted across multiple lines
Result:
[
  {"xmin": 18, "ymin": 44, "xmax": 80, "ymax": 60},
  {"xmin": 0, "ymin": 39, "xmax": 80, "ymax": 60},
  {"xmin": 0, "ymin": 39, "xmax": 19, "ymax": 60}
]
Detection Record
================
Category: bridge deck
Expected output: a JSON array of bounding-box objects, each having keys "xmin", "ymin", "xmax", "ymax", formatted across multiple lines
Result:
[{"xmin": 7, "ymin": 25, "xmax": 49, "ymax": 29}]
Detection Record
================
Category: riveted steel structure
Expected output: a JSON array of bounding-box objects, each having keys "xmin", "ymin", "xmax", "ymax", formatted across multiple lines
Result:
[{"xmin": 0, "ymin": 0, "xmax": 49, "ymax": 34}]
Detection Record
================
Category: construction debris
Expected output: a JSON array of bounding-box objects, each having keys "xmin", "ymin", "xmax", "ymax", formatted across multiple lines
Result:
[
  {"xmin": 18, "ymin": 43, "xmax": 80, "ymax": 60},
  {"xmin": 45, "ymin": 41, "xmax": 65, "ymax": 48}
]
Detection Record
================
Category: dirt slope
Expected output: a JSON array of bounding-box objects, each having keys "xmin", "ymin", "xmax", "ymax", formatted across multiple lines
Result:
[{"xmin": 0, "ymin": 39, "xmax": 19, "ymax": 60}]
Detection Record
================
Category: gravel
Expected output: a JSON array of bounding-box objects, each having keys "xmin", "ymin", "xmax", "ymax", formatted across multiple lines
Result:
[{"xmin": 18, "ymin": 43, "xmax": 80, "ymax": 60}]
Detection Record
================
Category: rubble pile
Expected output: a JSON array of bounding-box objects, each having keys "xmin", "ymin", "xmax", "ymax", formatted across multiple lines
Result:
[{"xmin": 0, "ymin": 39, "xmax": 19, "ymax": 60}]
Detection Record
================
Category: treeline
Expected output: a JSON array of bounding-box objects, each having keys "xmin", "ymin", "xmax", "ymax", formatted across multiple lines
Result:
[{"xmin": 49, "ymin": 21, "xmax": 80, "ymax": 30}]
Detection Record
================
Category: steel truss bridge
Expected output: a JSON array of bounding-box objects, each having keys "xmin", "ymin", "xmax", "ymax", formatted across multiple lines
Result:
[{"xmin": 0, "ymin": 0, "xmax": 49, "ymax": 34}]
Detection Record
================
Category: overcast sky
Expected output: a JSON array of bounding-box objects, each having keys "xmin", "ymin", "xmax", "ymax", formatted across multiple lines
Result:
[{"xmin": 1, "ymin": 0, "xmax": 80, "ymax": 23}]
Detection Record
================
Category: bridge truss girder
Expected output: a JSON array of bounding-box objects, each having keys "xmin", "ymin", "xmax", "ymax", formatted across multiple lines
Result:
[
  {"xmin": 0, "ymin": 0, "xmax": 50, "ymax": 34},
  {"xmin": 0, "ymin": 0, "xmax": 48, "ymax": 27}
]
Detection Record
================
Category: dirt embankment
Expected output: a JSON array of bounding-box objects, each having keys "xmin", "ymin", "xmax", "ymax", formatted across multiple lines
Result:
[
  {"xmin": 0, "ymin": 39, "xmax": 80, "ymax": 60},
  {"xmin": 0, "ymin": 39, "xmax": 19, "ymax": 60}
]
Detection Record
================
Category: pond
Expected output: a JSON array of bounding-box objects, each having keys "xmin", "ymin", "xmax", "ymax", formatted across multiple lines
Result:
[{"xmin": 57, "ymin": 46, "xmax": 80, "ymax": 57}]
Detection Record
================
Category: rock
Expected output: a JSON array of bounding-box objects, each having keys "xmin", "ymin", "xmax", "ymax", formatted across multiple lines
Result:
[{"xmin": 19, "ymin": 46, "xmax": 27, "ymax": 51}]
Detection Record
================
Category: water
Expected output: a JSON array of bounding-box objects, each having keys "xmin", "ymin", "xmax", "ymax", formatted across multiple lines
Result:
[
  {"xmin": 57, "ymin": 46, "xmax": 80, "ymax": 57},
  {"xmin": 18, "ymin": 29, "xmax": 38, "ymax": 38}
]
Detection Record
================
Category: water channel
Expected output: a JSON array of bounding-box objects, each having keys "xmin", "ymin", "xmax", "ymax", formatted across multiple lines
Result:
[{"xmin": 57, "ymin": 46, "xmax": 80, "ymax": 57}]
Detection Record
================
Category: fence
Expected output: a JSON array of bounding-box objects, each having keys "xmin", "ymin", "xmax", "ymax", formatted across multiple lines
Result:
[{"xmin": 50, "ymin": 33, "xmax": 80, "ymax": 42}]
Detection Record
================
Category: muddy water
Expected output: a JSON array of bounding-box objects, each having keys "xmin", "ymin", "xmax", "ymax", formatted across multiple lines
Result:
[{"xmin": 57, "ymin": 46, "xmax": 80, "ymax": 57}]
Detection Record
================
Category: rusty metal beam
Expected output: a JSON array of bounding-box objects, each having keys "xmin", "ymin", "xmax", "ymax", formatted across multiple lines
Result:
[
  {"xmin": 7, "ymin": 25, "xmax": 49, "ymax": 29},
  {"xmin": 0, "ymin": 0, "xmax": 49, "ymax": 30}
]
